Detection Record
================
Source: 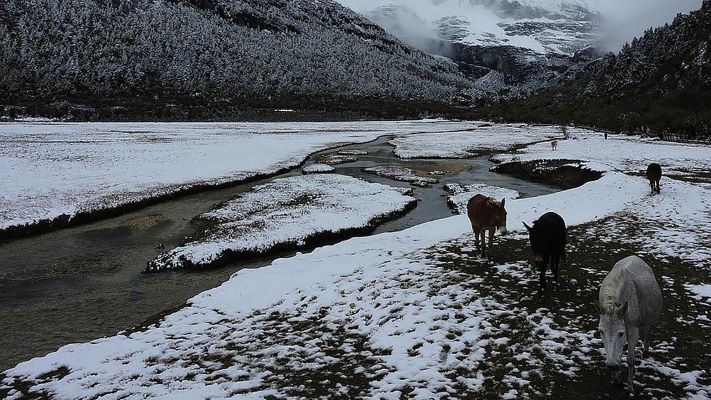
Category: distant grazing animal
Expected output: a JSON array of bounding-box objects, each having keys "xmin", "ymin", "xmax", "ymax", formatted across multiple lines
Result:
[
  {"xmin": 467, "ymin": 195, "xmax": 507, "ymax": 258},
  {"xmin": 523, "ymin": 212, "xmax": 567, "ymax": 294},
  {"xmin": 551, "ymin": 140, "xmax": 558, "ymax": 151},
  {"xmin": 646, "ymin": 163, "xmax": 662, "ymax": 194},
  {"xmin": 598, "ymin": 255, "xmax": 662, "ymax": 392}
]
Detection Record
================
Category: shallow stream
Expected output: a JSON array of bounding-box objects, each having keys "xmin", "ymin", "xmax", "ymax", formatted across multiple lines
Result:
[{"xmin": 0, "ymin": 135, "xmax": 558, "ymax": 370}]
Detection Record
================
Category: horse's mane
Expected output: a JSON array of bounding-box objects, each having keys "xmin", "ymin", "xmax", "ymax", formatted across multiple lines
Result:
[
  {"xmin": 486, "ymin": 198, "xmax": 502, "ymax": 208},
  {"xmin": 600, "ymin": 270, "xmax": 623, "ymax": 314}
]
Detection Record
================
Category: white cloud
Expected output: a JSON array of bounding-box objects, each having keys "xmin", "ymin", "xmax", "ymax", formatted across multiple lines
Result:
[
  {"xmin": 336, "ymin": 0, "xmax": 703, "ymax": 51},
  {"xmin": 594, "ymin": 0, "xmax": 702, "ymax": 49}
]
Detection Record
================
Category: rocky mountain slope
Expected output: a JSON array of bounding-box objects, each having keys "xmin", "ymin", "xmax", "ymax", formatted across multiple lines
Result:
[
  {"xmin": 344, "ymin": 0, "xmax": 606, "ymax": 102},
  {"xmin": 469, "ymin": 0, "xmax": 711, "ymax": 138},
  {"xmin": 0, "ymin": 0, "xmax": 473, "ymax": 120}
]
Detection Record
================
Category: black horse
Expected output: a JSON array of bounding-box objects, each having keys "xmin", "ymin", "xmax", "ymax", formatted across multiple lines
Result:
[
  {"xmin": 523, "ymin": 212, "xmax": 567, "ymax": 294},
  {"xmin": 646, "ymin": 163, "xmax": 662, "ymax": 195}
]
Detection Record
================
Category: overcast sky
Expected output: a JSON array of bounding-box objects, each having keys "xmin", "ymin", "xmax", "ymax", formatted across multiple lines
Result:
[
  {"xmin": 337, "ymin": 0, "xmax": 703, "ymax": 51},
  {"xmin": 594, "ymin": 0, "xmax": 702, "ymax": 49}
]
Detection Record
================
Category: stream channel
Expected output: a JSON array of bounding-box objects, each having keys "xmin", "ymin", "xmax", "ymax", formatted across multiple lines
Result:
[{"xmin": 0, "ymin": 135, "xmax": 559, "ymax": 370}]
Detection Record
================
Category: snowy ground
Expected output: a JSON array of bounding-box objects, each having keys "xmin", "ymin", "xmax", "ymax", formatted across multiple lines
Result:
[
  {"xmin": 389, "ymin": 123, "xmax": 563, "ymax": 159},
  {"xmin": 147, "ymin": 174, "xmax": 416, "ymax": 271},
  {"xmin": 491, "ymin": 128, "xmax": 711, "ymax": 178},
  {"xmin": 0, "ymin": 120, "xmax": 482, "ymax": 231},
  {"xmin": 362, "ymin": 166, "xmax": 440, "ymax": 187},
  {"xmin": 493, "ymin": 130, "xmax": 711, "ymax": 267},
  {"xmin": 315, "ymin": 154, "xmax": 359, "ymax": 165},
  {"xmin": 2, "ymin": 126, "xmax": 710, "ymax": 399},
  {"xmin": 444, "ymin": 183, "xmax": 521, "ymax": 214},
  {"xmin": 302, "ymin": 164, "xmax": 335, "ymax": 174}
]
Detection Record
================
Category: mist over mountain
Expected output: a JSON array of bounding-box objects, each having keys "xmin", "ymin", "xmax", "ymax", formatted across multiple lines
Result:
[
  {"xmin": 336, "ymin": 0, "xmax": 702, "ymax": 105},
  {"xmin": 338, "ymin": 0, "xmax": 701, "ymax": 53},
  {"xmin": 469, "ymin": 0, "xmax": 711, "ymax": 138}
]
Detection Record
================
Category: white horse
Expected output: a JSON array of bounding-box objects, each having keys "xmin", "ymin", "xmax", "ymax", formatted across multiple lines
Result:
[{"xmin": 598, "ymin": 255, "xmax": 662, "ymax": 392}]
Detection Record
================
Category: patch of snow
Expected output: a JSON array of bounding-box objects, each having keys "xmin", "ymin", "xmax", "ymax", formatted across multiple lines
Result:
[
  {"xmin": 147, "ymin": 174, "xmax": 416, "ymax": 271},
  {"xmin": 491, "ymin": 129, "xmax": 711, "ymax": 176},
  {"xmin": 316, "ymin": 153, "xmax": 359, "ymax": 165},
  {"xmin": 337, "ymin": 149, "xmax": 368, "ymax": 156},
  {"xmin": 363, "ymin": 165, "xmax": 439, "ymax": 187},
  {"xmin": 302, "ymin": 163, "xmax": 335, "ymax": 174},
  {"xmin": 686, "ymin": 285, "xmax": 711, "ymax": 304},
  {"xmin": 390, "ymin": 123, "xmax": 561, "ymax": 159}
]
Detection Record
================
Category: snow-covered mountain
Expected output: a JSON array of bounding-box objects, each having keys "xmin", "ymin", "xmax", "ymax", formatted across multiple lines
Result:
[
  {"xmin": 342, "ymin": 0, "xmax": 603, "ymax": 55},
  {"xmin": 472, "ymin": 0, "xmax": 711, "ymax": 138},
  {"xmin": 338, "ymin": 0, "xmax": 607, "ymax": 102}
]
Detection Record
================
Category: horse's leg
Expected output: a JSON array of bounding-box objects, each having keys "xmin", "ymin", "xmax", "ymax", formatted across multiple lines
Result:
[
  {"xmin": 552, "ymin": 254, "xmax": 560, "ymax": 281},
  {"xmin": 656, "ymin": 179, "xmax": 661, "ymax": 194},
  {"xmin": 473, "ymin": 227, "xmax": 480, "ymax": 251},
  {"xmin": 641, "ymin": 326, "xmax": 650, "ymax": 357},
  {"xmin": 477, "ymin": 229, "xmax": 485, "ymax": 257},
  {"xmin": 538, "ymin": 264, "xmax": 546, "ymax": 295},
  {"xmin": 626, "ymin": 327, "xmax": 640, "ymax": 392},
  {"xmin": 487, "ymin": 227, "xmax": 495, "ymax": 259},
  {"xmin": 649, "ymin": 180, "xmax": 655, "ymax": 194}
]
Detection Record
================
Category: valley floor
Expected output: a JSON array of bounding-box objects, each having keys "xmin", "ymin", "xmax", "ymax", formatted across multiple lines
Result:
[{"xmin": 1, "ymin": 124, "xmax": 710, "ymax": 399}]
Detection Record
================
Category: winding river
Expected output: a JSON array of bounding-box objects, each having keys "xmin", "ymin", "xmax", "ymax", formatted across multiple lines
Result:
[{"xmin": 0, "ymin": 135, "xmax": 559, "ymax": 370}]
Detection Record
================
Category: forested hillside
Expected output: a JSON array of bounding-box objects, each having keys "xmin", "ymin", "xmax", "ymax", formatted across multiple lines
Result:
[
  {"xmin": 469, "ymin": 0, "xmax": 711, "ymax": 139},
  {"xmin": 0, "ymin": 0, "xmax": 472, "ymax": 119}
]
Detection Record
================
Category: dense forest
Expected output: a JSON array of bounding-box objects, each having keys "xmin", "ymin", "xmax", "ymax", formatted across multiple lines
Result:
[
  {"xmin": 469, "ymin": 0, "xmax": 711, "ymax": 139},
  {"xmin": 0, "ymin": 0, "xmax": 473, "ymax": 119}
]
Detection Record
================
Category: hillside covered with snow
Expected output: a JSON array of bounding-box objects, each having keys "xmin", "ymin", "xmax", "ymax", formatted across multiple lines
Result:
[{"xmin": 0, "ymin": 0, "xmax": 472, "ymax": 119}]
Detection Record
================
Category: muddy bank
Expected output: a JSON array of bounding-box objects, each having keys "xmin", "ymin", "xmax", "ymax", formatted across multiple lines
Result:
[{"xmin": 491, "ymin": 159, "xmax": 603, "ymax": 189}]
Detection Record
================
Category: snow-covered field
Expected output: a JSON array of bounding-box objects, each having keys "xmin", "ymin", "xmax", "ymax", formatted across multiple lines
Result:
[
  {"xmin": 444, "ymin": 183, "xmax": 521, "ymax": 214},
  {"xmin": 0, "ymin": 120, "xmax": 481, "ymax": 231},
  {"xmin": 147, "ymin": 175, "xmax": 416, "ymax": 271},
  {"xmin": 492, "ymin": 128, "xmax": 711, "ymax": 177},
  {"xmin": 389, "ymin": 123, "xmax": 562, "ymax": 159},
  {"xmin": 2, "ymin": 126, "xmax": 710, "ymax": 399}
]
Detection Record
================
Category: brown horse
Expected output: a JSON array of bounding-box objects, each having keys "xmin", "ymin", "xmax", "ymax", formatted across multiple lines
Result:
[
  {"xmin": 551, "ymin": 140, "xmax": 558, "ymax": 151},
  {"xmin": 467, "ymin": 194, "xmax": 508, "ymax": 258},
  {"xmin": 646, "ymin": 163, "xmax": 662, "ymax": 194}
]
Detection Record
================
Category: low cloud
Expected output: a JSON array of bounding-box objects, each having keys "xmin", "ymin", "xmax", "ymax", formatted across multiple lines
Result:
[
  {"xmin": 595, "ymin": 0, "xmax": 702, "ymax": 50},
  {"xmin": 336, "ymin": 0, "xmax": 704, "ymax": 52}
]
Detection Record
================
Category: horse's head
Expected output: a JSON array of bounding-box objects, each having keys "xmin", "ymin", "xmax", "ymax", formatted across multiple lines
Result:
[
  {"xmin": 598, "ymin": 302, "xmax": 628, "ymax": 369},
  {"xmin": 492, "ymin": 198, "xmax": 507, "ymax": 234},
  {"xmin": 523, "ymin": 220, "xmax": 544, "ymax": 262}
]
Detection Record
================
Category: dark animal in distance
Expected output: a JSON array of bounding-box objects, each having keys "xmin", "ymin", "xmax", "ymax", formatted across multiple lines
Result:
[
  {"xmin": 523, "ymin": 212, "xmax": 567, "ymax": 294},
  {"xmin": 646, "ymin": 163, "xmax": 662, "ymax": 194},
  {"xmin": 467, "ymin": 194, "xmax": 507, "ymax": 258},
  {"xmin": 551, "ymin": 140, "xmax": 558, "ymax": 151},
  {"xmin": 598, "ymin": 255, "xmax": 662, "ymax": 392}
]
